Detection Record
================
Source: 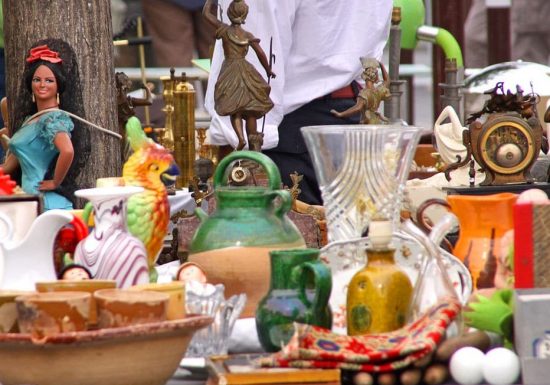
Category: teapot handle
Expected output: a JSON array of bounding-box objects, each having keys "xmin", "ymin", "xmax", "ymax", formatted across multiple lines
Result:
[
  {"xmin": 291, "ymin": 260, "xmax": 332, "ymax": 320},
  {"xmin": 0, "ymin": 212, "xmax": 13, "ymax": 242},
  {"xmin": 213, "ymin": 151, "xmax": 282, "ymax": 191},
  {"xmin": 271, "ymin": 190, "xmax": 292, "ymax": 217}
]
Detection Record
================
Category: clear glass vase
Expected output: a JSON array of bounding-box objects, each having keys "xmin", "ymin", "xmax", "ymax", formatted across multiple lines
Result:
[
  {"xmin": 184, "ymin": 281, "xmax": 246, "ymax": 357},
  {"xmin": 302, "ymin": 125, "xmax": 425, "ymax": 243}
]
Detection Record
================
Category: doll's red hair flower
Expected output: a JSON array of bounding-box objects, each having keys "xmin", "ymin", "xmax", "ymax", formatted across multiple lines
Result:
[{"xmin": 26, "ymin": 45, "xmax": 62, "ymax": 64}]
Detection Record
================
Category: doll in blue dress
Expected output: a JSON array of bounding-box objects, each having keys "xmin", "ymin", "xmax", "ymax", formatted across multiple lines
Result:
[{"xmin": 1, "ymin": 42, "xmax": 90, "ymax": 210}]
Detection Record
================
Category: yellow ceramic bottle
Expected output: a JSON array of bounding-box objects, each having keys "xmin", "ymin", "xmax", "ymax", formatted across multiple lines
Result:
[{"xmin": 346, "ymin": 220, "xmax": 413, "ymax": 336}]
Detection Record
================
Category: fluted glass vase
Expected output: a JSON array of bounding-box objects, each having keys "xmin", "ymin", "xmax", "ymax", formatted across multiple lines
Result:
[{"xmin": 302, "ymin": 125, "xmax": 424, "ymax": 243}]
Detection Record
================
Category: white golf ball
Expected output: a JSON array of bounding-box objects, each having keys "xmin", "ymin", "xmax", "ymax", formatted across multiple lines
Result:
[
  {"xmin": 482, "ymin": 348, "xmax": 520, "ymax": 385},
  {"xmin": 449, "ymin": 346, "xmax": 486, "ymax": 385}
]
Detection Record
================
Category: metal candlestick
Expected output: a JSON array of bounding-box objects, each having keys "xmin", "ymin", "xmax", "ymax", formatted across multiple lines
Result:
[
  {"xmin": 385, "ymin": 7, "xmax": 407, "ymax": 124},
  {"xmin": 439, "ymin": 58, "xmax": 463, "ymax": 119}
]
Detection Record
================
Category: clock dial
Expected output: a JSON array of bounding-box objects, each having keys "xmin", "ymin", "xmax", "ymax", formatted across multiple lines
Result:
[{"xmin": 478, "ymin": 119, "xmax": 534, "ymax": 175}]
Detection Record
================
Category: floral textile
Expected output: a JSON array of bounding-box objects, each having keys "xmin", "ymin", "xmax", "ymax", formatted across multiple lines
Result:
[{"xmin": 259, "ymin": 299, "xmax": 461, "ymax": 373}]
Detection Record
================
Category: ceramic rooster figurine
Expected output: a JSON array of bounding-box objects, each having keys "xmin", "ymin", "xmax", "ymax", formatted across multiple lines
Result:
[{"xmin": 123, "ymin": 116, "xmax": 179, "ymax": 280}]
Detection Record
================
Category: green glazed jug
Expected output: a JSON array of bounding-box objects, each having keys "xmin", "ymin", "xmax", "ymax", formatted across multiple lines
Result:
[
  {"xmin": 255, "ymin": 248, "xmax": 332, "ymax": 352},
  {"xmin": 188, "ymin": 151, "xmax": 306, "ymax": 318}
]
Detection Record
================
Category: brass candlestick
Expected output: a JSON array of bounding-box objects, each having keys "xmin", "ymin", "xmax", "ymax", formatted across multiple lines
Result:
[{"xmin": 157, "ymin": 69, "xmax": 176, "ymax": 152}]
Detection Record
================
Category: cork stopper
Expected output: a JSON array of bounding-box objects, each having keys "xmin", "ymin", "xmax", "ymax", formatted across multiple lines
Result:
[{"xmin": 368, "ymin": 220, "xmax": 393, "ymax": 249}]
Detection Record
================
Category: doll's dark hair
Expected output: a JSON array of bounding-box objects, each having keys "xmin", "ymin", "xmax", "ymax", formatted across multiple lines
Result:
[
  {"xmin": 58, "ymin": 263, "xmax": 93, "ymax": 280},
  {"xmin": 15, "ymin": 39, "xmax": 91, "ymax": 208}
]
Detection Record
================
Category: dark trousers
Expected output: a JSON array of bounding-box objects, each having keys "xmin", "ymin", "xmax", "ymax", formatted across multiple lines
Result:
[{"xmin": 263, "ymin": 97, "xmax": 359, "ymax": 205}]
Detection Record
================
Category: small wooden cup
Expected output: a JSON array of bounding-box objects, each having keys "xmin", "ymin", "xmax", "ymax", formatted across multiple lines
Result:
[
  {"xmin": 36, "ymin": 280, "xmax": 116, "ymax": 326},
  {"xmin": 94, "ymin": 289, "xmax": 169, "ymax": 328},
  {"xmin": 0, "ymin": 291, "xmax": 31, "ymax": 333},
  {"xmin": 128, "ymin": 282, "xmax": 185, "ymax": 320},
  {"xmin": 15, "ymin": 292, "xmax": 91, "ymax": 338}
]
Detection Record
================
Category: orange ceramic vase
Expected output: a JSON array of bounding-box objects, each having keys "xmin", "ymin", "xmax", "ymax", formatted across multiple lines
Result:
[{"xmin": 448, "ymin": 192, "xmax": 517, "ymax": 290}]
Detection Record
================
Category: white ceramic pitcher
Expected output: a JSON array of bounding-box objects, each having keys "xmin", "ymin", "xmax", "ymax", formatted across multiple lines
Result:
[{"xmin": 0, "ymin": 210, "xmax": 73, "ymax": 290}]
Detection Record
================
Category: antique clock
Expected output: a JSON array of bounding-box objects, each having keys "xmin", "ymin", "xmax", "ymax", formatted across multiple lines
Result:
[
  {"xmin": 445, "ymin": 82, "xmax": 545, "ymax": 186},
  {"xmin": 466, "ymin": 113, "xmax": 542, "ymax": 185}
]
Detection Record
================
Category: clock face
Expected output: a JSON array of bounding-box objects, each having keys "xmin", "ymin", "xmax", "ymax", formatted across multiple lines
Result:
[{"xmin": 478, "ymin": 119, "xmax": 535, "ymax": 175}]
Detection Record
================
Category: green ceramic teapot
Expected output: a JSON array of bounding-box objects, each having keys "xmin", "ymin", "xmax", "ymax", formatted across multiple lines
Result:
[{"xmin": 188, "ymin": 151, "xmax": 306, "ymax": 318}]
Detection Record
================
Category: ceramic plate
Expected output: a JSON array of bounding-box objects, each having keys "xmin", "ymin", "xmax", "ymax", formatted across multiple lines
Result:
[
  {"xmin": 320, "ymin": 232, "xmax": 472, "ymax": 334},
  {"xmin": 0, "ymin": 315, "xmax": 213, "ymax": 385}
]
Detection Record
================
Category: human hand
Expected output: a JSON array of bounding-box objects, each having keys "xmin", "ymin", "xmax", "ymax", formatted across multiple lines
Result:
[{"xmin": 38, "ymin": 180, "xmax": 58, "ymax": 191}]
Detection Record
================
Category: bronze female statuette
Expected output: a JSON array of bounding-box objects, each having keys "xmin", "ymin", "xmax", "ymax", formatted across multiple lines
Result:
[
  {"xmin": 203, "ymin": 0, "xmax": 275, "ymax": 151},
  {"xmin": 331, "ymin": 58, "xmax": 391, "ymax": 125}
]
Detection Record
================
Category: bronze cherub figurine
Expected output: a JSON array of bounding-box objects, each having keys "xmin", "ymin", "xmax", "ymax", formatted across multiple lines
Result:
[
  {"xmin": 115, "ymin": 72, "xmax": 152, "ymax": 130},
  {"xmin": 331, "ymin": 57, "xmax": 391, "ymax": 124},
  {"xmin": 202, "ymin": 0, "xmax": 275, "ymax": 152}
]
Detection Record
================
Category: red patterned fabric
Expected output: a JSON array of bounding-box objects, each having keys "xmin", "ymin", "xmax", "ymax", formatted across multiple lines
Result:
[{"xmin": 260, "ymin": 299, "xmax": 461, "ymax": 373}]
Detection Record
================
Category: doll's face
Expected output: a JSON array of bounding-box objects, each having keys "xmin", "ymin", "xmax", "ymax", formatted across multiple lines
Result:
[
  {"xmin": 32, "ymin": 65, "xmax": 58, "ymax": 103},
  {"xmin": 177, "ymin": 264, "xmax": 207, "ymax": 284},
  {"xmin": 62, "ymin": 266, "xmax": 91, "ymax": 281}
]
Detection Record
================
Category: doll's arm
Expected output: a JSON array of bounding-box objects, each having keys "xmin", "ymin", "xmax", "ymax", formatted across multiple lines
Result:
[
  {"xmin": 1, "ymin": 153, "xmax": 19, "ymax": 175},
  {"xmin": 39, "ymin": 132, "xmax": 74, "ymax": 191},
  {"xmin": 1, "ymin": 97, "xmax": 8, "ymax": 136},
  {"xmin": 0, "ymin": 97, "xmax": 10, "ymax": 151}
]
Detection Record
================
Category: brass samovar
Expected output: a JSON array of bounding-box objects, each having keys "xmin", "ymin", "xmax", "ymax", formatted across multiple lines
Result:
[{"xmin": 158, "ymin": 69, "xmax": 196, "ymax": 189}]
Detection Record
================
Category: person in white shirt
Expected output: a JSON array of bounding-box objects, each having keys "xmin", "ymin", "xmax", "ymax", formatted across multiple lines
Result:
[{"xmin": 205, "ymin": 0, "xmax": 392, "ymax": 205}]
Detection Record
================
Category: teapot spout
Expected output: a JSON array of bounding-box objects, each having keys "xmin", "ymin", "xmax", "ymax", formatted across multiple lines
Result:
[{"xmin": 0, "ymin": 210, "xmax": 73, "ymax": 291}]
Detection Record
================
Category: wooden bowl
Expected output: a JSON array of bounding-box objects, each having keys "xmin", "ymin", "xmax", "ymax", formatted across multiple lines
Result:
[
  {"xmin": 0, "ymin": 291, "xmax": 31, "ymax": 333},
  {"xmin": 94, "ymin": 288, "xmax": 169, "ymax": 328},
  {"xmin": 15, "ymin": 292, "xmax": 91, "ymax": 338},
  {"xmin": 127, "ymin": 282, "xmax": 185, "ymax": 320},
  {"xmin": 0, "ymin": 315, "xmax": 212, "ymax": 385},
  {"xmin": 35, "ymin": 280, "xmax": 116, "ymax": 326}
]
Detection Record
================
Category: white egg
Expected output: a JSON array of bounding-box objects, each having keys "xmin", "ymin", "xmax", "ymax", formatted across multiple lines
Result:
[
  {"xmin": 449, "ymin": 347, "xmax": 486, "ymax": 385},
  {"xmin": 482, "ymin": 348, "xmax": 520, "ymax": 385}
]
